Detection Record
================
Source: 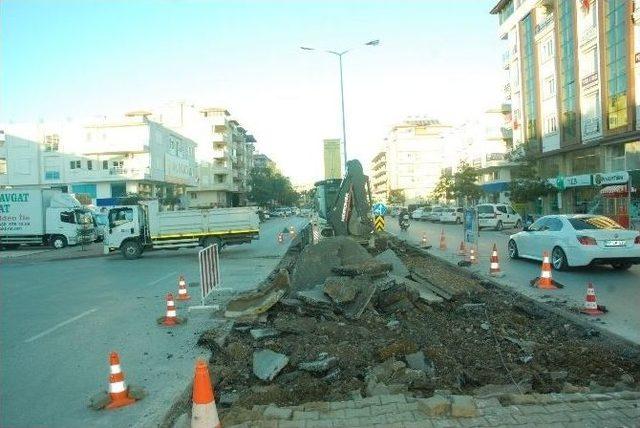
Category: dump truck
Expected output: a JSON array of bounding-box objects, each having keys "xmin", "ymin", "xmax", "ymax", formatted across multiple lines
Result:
[
  {"xmin": 0, "ymin": 188, "xmax": 94, "ymax": 249},
  {"xmin": 103, "ymin": 200, "xmax": 260, "ymax": 259}
]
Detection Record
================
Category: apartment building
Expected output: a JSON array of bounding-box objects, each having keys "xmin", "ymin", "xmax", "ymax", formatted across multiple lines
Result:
[
  {"xmin": 370, "ymin": 150, "xmax": 388, "ymax": 202},
  {"xmin": 253, "ymin": 153, "xmax": 276, "ymax": 170},
  {"xmin": 491, "ymin": 0, "xmax": 640, "ymax": 226},
  {"xmin": 370, "ymin": 118, "xmax": 452, "ymax": 204},
  {"xmin": 0, "ymin": 114, "xmax": 196, "ymax": 204},
  {"xmin": 152, "ymin": 101, "xmax": 255, "ymax": 207}
]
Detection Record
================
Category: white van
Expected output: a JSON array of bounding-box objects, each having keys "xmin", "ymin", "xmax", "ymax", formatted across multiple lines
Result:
[{"xmin": 477, "ymin": 203, "xmax": 522, "ymax": 231}]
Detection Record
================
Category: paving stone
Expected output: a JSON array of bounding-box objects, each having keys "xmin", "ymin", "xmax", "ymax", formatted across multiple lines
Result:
[
  {"xmin": 359, "ymin": 396, "xmax": 382, "ymax": 406},
  {"xmin": 380, "ymin": 394, "xmax": 408, "ymax": 404},
  {"xmin": 326, "ymin": 409, "xmax": 346, "ymax": 419},
  {"xmin": 418, "ymin": 395, "xmax": 452, "ymax": 416},
  {"xmin": 431, "ymin": 419, "xmax": 461, "ymax": 428},
  {"xmin": 457, "ymin": 417, "xmax": 490, "ymax": 427},
  {"xmin": 518, "ymin": 405, "xmax": 549, "ymax": 415},
  {"xmin": 385, "ymin": 412, "xmax": 416, "ymax": 423},
  {"xmin": 619, "ymin": 406, "xmax": 640, "ymax": 419},
  {"xmin": 404, "ymin": 422, "xmax": 435, "ymax": 428},
  {"xmin": 512, "ymin": 413, "xmax": 545, "ymax": 425},
  {"xmin": 292, "ymin": 410, "xmax": 319, "ymax": 420},
  {"xmin": 396, "ymin": 401, "xmax": 419, "ymax": 412},
  {"xmin": 278, "ymin": 421, "xmax": 304, "ymax": 428},
  {"xmin": 539, "ymin": 411, "xmax": 571, "ymax": 423},
  {"xmin": 542, "ymin": 403, "xmax": 573, "ymax": 413},
  {"xmin": 345, "ymin": 407, "xmax": 371, "ymax": 418},
  {"xmin": 481, "ymin": 413, "xmax": 519, "ymax": 426},
  {"xmin": 451, "ymin": 395, "xmax": 478, "ymax": 417},
  {"xmin": 475, "ymin": 398, "xmax": 501, "ymax": 409},
  {"xmin": 562, "ymin": 422, "xmax": 601, "ymax": 428},
  {"xmin": 305, "ymin": 420, "xmax": 334, "ymax": 428},
  {"xmin": 263, "ymin": 405, "xmax": 293, "ymax": 420},
  {"xmin": 370, "ymin": 403, "xmax": 398, "ymax": 416}
]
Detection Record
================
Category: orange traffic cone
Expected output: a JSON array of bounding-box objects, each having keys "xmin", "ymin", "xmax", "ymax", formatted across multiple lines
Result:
[
  {"xmin": 489, "ymin": 244, "xmax": 502, "ymax": 276},
  {"xmin": 191, "ymin": 359, "xmax": 221, "ymax": 428},
  {"xmin": 277, "ymin": 233, "xmax": 284, "ymax": 244},
  {"xmin": 421, "ymin": 232, "xmax": 428, "ymax": 247},
  {"xmin": 105, "ymin": 352, "xmax": 136, "ymax": 409},
  {"xmin": 161, "ymin": 293, "xmax": 177, "ymax": 326},
  {"xmin": 581, "ymin": 283, "xmax": 604, "ymax": 316},
  {"xmin": 457, "ymin": 241, "xmax": 466, "ymax": 256},
  {"xmin": 177, "ymin": 275, "xmax": 191, "ymax": 301},
  {"xmin": 532, "ymin": 252, "xmax": 559, "ymax": 289},
  {"xmin": 439, "ymin": 228, "xmax": 447, "ymax": 251}
]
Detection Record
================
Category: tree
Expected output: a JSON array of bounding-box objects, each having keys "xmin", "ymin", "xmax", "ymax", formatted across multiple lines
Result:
[
  {"xmin": 452, "ymin": 162, "xmax": 482, "ymax": 205},
  {"xmin": 248, "ymin": 166, "xmax": 299, "ymax": 207},
  {"xmin": 74, "ymin": 193, "xmax": 92, "ymax": 206},
  {"xmin": 431, "ymin": 170, "xmax": 455, "ymax": 203},
  {"xmin": 506, "ymin": 143, "xmax": 553, "ymax": 205},
  {"xmin": 387, "ymin": 189, "xmax": 406, "ymax": 206}
]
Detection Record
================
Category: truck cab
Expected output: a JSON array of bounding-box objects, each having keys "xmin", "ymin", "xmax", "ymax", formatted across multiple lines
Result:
[{"xmin": 104, "ymin": 205, "xmax": 147, "ymax": 257}]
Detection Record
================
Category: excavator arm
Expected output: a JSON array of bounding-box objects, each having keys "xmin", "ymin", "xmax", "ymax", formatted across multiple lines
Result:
[{"xmin": 325, "ymin": 160, "xmax": 373, "ymax": 237}]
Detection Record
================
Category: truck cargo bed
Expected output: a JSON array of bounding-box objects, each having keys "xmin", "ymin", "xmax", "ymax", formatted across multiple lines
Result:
[{"xmin": 148, "ymin": 207, "xmax": 259, "ymax": 239}]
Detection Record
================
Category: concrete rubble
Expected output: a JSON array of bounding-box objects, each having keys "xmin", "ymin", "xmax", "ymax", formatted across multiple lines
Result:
[{"xmin": 252, "ymin": 349, "xmax": 289, "ymax": 381}]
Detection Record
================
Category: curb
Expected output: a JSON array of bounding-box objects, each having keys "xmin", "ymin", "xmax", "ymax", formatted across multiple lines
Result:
[
  {"xmin": 1, "ymin": 251, "xmax": 109, "ymax": 264},
  {"xmin": 391, "ymin": 232, "xmax": 640, "ymax": 349}
]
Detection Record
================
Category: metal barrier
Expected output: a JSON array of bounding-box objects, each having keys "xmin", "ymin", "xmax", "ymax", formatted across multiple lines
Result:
[{"xmin": 198, "ymin": 244, "xmax": 220, "ymax": 307}]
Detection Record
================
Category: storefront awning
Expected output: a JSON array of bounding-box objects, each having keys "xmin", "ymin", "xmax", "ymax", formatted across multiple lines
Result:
[
  {"xmin": 600, "ymin": 185, "xmax": 635, "ymax": 198},
  {"xmin": 481, "ymin": 181, "xmax": 509, "ymax": 193}
]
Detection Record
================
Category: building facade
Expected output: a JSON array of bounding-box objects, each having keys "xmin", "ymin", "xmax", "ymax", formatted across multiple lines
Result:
[
  {"xmin": 491, "ymin": 0, "xmax": 640, "ymax": 227},
  {"xmin": 152, "ymin": 101, "xmax": 255, "ymax": 207},
  {"xmin": 0, "ymin": 115, "xmax": 197, "ymax": 205},
  {"xmin": 370, "ymin": 118, "xmax": 452, "ymax": 205},
  {"xmin": 253, "ymin": 153, "xmax": 276, "ymax": 170},
  {"xmin": 323, "ymin": 139, "xmax": 342, "ymax": 180}
]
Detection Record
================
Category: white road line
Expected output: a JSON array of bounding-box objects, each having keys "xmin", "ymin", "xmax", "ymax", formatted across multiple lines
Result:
[
  {"xmin": 148, "ymin": 271, "xmax": 178, "ymax": 287},
  {"xmin": 25, "ymin": 308, "xmax": 98, "ymax": 343}
]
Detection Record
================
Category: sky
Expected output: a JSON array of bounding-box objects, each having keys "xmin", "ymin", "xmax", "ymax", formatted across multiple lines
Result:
[{"xmin": 1, "ymin": 0, "xmax": 504, "ymax": 184}]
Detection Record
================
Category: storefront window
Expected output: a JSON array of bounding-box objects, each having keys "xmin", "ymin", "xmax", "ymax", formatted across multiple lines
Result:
[
  {"xmin": 571, "ymin": 148, "xmax": 600, "ymax": 174},
  {"xmin": 605, "ymin": 144, "xmax": 626, "ymax": 172},
  {"xmin": 626, "ymin": 141, "xmax": 640, "ymax": 170}
]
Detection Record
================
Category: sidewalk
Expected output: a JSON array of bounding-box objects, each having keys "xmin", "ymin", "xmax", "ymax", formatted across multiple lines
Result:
[
  {"xmin": 0, "ymin": 242, "xmax": 105, "ymax": 263},
  {"xmin": 224, "ymin": 391, "xmax": 640, "ymax": 427}
]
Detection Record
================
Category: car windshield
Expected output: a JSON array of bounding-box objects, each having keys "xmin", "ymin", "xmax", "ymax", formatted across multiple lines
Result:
[
  {"xmin": 94, "ymin": 214, "xmax": 108, "ymax": 226},
  {"xmin": 568, "ymin": 216, "xmax": 624, "ymax": 230},
  {"xmin": 477, "ymin": 205, "xmax": 494, "ymax": 214}
]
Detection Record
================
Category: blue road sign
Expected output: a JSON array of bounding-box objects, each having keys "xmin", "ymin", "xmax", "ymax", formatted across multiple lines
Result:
[{"xmin": 372, "ymin": 203, "xmax": 387, "ymax": 216}]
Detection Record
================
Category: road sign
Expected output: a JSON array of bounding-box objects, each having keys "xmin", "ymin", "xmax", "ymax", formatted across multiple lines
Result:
[
  {"xmin": 372, "ymin": 203, "xmax": 387, "ymax": 216},
  {"xmin": 463, "ymin": 208, "xmax": 478, "ymax": 246},
  {"xmin": 374, "ymin": 215, "xmax": 385, "ymax": 231}
]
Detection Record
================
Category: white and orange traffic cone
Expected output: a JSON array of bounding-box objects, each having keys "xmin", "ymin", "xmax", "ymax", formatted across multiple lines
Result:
[
  {"xmin": 277, "ymin": 232, "xmax": 284, "ymax": 244},
  {"xmin": 457, "ymin": 240, "xmax": 466, "ymax": 257},
  {"xmin": 469, "ymin": 246, "xmax": 477, "ymax": 264},
  {"xmin": 289, "ymin": 225, "xmax": 296, "ymax": 236},
  {"xmin": 106, "ymin": 352, "xmax": 136, "ymax": 409},
  {"xmin": 161, "ymin": 293, "xmax": 177, "ymax": 326},
  {"xmin": 191, "ymin": 359, "xmax": 221, "ymax": 428},
  {"xmin": 439, "ymin": 228, "xmax": 447, "ymax": 251},
  {"xmin": 177, "ymin": 275, "xmax": 191, "ymax": 301},
  {"xmin": 532, "ymin": 252, "xmax": 559, "ymax": 289},
  {"xmin": 421, "ymin": 232, "xmax": 429, "ymax": 247},
  {"xmin": 489, "ymin": 243, "xmax": 502, "ymax": 276},
  {"xmin": 581, "ymin": 283, "xmax": 604, "ymax": 316}
]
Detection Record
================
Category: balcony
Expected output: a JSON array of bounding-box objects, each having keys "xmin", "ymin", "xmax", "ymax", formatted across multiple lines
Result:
[
  {"xmin": 484, "ymin": 153, "xmax": 507, "ymax": 168},
  {"xmin": 212, "ymin": 133, "xmax": 226, "ymax": 144},
  {"xmin": 503, "ymin": 83, "xmax": 511, "ymax": 99},
  {"xmin": 502, "ymin": 51, "xmax": 510, "ymax": 69},
  {"xmin": 535, "ymin": 15, "xmax": 553, "ymax": 35},
  {"xmin": 212, "ymin": 149, "xmax": 228, "ymax": 159},
  {"xmin": 500, "ymin": 126, "xmax": 513, "ymax": 139}
]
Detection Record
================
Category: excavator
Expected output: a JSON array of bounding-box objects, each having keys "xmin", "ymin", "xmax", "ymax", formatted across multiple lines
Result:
[{"xmin": 313, "ymin": 159, "xmax": 374, "ymax": 237}]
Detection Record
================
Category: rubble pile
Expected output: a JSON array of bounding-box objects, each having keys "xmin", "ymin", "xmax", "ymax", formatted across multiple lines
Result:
[{"xmin": 196, "ymin": 235, "xmax": 640, "ymax": 424}]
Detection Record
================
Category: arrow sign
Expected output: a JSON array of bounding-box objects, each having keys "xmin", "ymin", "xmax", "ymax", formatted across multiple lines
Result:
[
  {"xmin": 374, "ymin": 215, "xmax": 385, "ymax": 231},
  {"xmin": 372, "ymin": 203, "xmax": 387, "ymax": 216}
]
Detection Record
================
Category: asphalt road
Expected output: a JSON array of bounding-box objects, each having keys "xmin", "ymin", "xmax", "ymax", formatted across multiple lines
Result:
[
  {"xmin": 386, "ymin": 218, "xmax": 640, "ymax": 345},
  {"xmin": 0, "ymin": 217, "xmax": 308, "ymax": 428}
]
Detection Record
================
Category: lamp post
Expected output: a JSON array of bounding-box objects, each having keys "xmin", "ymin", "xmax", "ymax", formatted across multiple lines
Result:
[{"xmin": 300, "ymin": 40, "xmax": 380, "ymax": 172}]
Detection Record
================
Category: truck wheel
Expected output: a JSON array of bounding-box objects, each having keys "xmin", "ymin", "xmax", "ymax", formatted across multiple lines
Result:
[
  {"xmin": 52, "ymin": 235, "xmax": 67, "ymax": 249},
  {"xmin": 121, "ymin": 240, "xmax": 142, "ymax": 259}
]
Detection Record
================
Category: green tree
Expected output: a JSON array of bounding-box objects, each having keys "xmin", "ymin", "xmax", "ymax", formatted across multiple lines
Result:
[
  {"xmin": 452, "ymin": 162, "xmax": 482, "ymax": 205},
  {"xmin": 248, "ymin": 166, "xmax": 299, "ymax": 207},
  {"xmin": 506, "ymin": 143, "xmax": 553, "ymax": 205},
  {"xmin": 431, "ymin": 170, "xmax": 455, "ymax": 203},
  {"xmin": 387, "ymin": 189, "xmax": 406, "ymax": 206},
  {"xmin": 74, "ymin": 193, "xmax": 93, "ymax": 205}
]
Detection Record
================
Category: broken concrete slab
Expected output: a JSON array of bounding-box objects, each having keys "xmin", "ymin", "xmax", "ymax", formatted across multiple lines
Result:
[
  {"xmin": 298, "ymin": 356, "xmax": 339, "ymax": 373},
  {"xmin": 395, "ymin": 275, "xmax": 444, "ymax": 304},
  {"xmin": 405, "ymin": 351, "xmax": 435, "ymax": 376},
  {"xmin": 296, "ymin": 284, "xmax": 333, "ymax": 308},
  {"xmin": 252, "ymin": 349, "xmax": 289, "ymax": 381},
  {"xmin": 225, "ymin": 269, "xmax": 289, "ymax": 318},
  {"xmin": 250, "ymin": 328, "xmax": 280, "ymax": 340},
  {"xmin": 343, "ymin": 281, "xmax": 378, "ymax": 320},
  {"xmin": 323, "ymin": 276, "xmax": 359, "ymax": 304},
  {"xmin": 332, "ymin": 259, "xmax": 392, "ymax": 277},
  {"xmin": 290, "ymin": 236, "xmax": 372, "ymax": 292},
  {"xmin": 374, "ymin": 249, "xmax": 410, "ymax": 277},
  {"xmin": 451, "ymin": 395, "xmax": 478, "ymax": 417}
]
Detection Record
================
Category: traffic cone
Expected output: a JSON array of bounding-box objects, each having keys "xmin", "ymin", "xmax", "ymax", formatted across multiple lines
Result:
[
  {"xmin": 439, "ymin": 228, "xmax": 447, "ymax": 251},
  {"xmin": 532, "ymin": 252, "xmax": 559, "ymax": 289},
  {"xmin": 489, "ymin": 244, "xmax": 502, "ymax": 276},
  {"xmin": 191, "ymin": 359, "xmax": 221, "ymax": 428},
  {"xmin": 177, "ymin": 275, "xmax": 191, "ymax": 301},
  {"xmin": 457, "ymin": 240, "xmax": 466, "ymax": 257},
  {"xmin": 161, "ymin": 293, "xmax": 177, "ymax": 326},
  {"xmin": 277, "ymin": 232, "xmax": 284, "ymax": 244},
  {"xmin": 421, "ymin": 232, "xmax": 429, "ymax": 248},
  {"xmin": 469, "ymin": 246, "xmax": 477, "ymax": 264},
  {"xmin": 289, "ymin": 225, "xmax": 296, "ymax": 236},
  {"xmin": 105, "ymin": 352, "xmax": 136, "ymax": 409},
  {"xmin": 581, "ymin": 283, "xmax": 604, "ymax": 316}
]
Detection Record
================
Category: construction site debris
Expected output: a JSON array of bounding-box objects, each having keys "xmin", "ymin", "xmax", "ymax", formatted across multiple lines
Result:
[
  {"xmin": 250, "ymin": 328, "xmax": 280, "ymax": 340},
  {"xmin": 450, "ymin": 394, "xmax": 478, "ymax": 417},
  {"xmin": 298, "ymin": 355, "xmax": 339, "ymax": 373},
  {"xmin": 331, "ymin": 259, "xmax": 392, "ymax": 277},
  {"xmin": 296, "ymin": 285, "xmax": 333, "ymax": 308},
  {"xmin": 374, "ymin": 249, "xmax": 410, "ymax": 277},
  {"xmin": 225, "ymin": 269, "xmax": 289, "ymax": 318},
  {"xmin": 473, "ymin": 382, "xmax": 532, "ymax": 398},
  {"xmin": 405, "ymin": 351, "xmax": 435, "ymax": 376},
  {"xmin": 391, "ymin": 274, "xmax": 444, "ymax": 304},
  {"xmin": 418, "ymin": 394, "xmax": 451, "ymax": 416},
  {"xmin": 252, "ymin": 349, "xmax": 289, "ymax": 381},
  {"xmin": 343, "ymin": 281, "xmax": 377, "ymax": 320},
  {"xmin": 323, "ymin": 276, "xmax": 359, "ymax": 304}
]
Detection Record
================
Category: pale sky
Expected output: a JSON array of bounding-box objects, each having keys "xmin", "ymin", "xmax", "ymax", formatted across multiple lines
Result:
[{"xmin": 1, "ymin": 0, "xmax": 503, "ymax": 184}]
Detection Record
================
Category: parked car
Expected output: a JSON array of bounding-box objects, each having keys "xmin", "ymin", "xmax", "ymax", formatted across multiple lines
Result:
[
  {"xmin": 427, "ymin": 206, "xmax": 444, "ymax": 222},
  {"xmin": 419, "ymin": 207, "xmax": 433, "ymax": 221},
  {"xmin": 508, "ymin": 214, "xmax": 640, "ymax": 271},
  {"xmin": 477, "ymin": 203, "xmax": 522, "ymax": 230},
  {"xmin": 411, "ymin": 208, "xmax": 425, "ymax": 220},
  {"xmin": 440, "ymin": 207, "xmax": 464, "ymax": 224}
]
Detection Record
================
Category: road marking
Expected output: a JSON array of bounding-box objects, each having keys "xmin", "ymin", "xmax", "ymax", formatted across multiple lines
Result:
[
  {"xmin": 25, "ymin": 308, "xmax": 98, "ymax": 343},
  {"xmin": 147, "ymin": 271, "xmax": 178, "ymax": 287}
]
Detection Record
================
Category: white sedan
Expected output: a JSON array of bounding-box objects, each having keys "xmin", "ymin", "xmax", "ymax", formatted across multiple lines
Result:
[{"xmin": 507, "ymin": 214, "xmax": 640, "ymax": 271}]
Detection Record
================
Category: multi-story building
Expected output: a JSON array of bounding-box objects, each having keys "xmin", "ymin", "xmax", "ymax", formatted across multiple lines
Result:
[
  {"xmin": 253, "ymin": 153, "xmax": 276, "ymax": 170},
  {"xmin": 1, "ymin": 114, "xmax": 197, "ymax": 204},
  {"xmin": 491, "ymin": 0, "xmax": 640, "ymax": 226},
  {"xmin": 370, "ymin": 151, "xmax": 388, "ymax": 202},
  {"xmin": 152, "ymin": 101, "xmax": 255, "ymax": 207},
  {"xmin": 323, "ymin": 139, "xmax": 342, "ymax": 180},
  {"xmin": 371, "ymin": 118, "xmax": 452, "ymax": 204}
]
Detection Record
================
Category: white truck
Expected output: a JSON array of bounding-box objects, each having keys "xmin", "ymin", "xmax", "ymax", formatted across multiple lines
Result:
[
  {"xmin": 0, "ymin": 188, "xmax": 95, "ymax": 249},
  {"xmin": 103, "ymin": 200, "xmax": 260, "ymax": 259}
]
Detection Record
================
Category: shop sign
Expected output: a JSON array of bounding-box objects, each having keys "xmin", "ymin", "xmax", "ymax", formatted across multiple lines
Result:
[
  {"xmin": 592, "ymin": 171, "xmax": 629, "ymax": 186},
  {"xmin": 565, "ymin": 174, "xmax": 592, "ymax": 188}
]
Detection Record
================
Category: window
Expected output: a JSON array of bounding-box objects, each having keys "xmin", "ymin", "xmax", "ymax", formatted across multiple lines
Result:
[
  {"xmin": 545, "ymin": 116, "xmax": 558, "ymax": 134},
  {"xmin": 521, "ymin": 14, "xmax": 539, "ymax": 145},
  {"xmin": 190, "ymin": 192, "xmax": 198, "ymax": 199},
  {"xmin": 605, "ymin": 144, "xmax": 625, "ymax": 172},
  {"xmin": 0, "ymin": 159, "xmax": 6, "ymax": 175},
  {"xmin": 112, "ymin": 161, "xmax": 123, "ymax": 168},
  {"xmin": 542, "ymin": 38, "xmax": 554, "ymax": 59},
  {"xmin": 559, "ymin": 0, "xmax": 577, "ymax": 142},
  {"xmin": 103, "ymin": 160, "xmax": 109, "ymax": 170},
  {"xmin": 70, "ymin": 160, "xmax": 81, "ymax": 169},
  {"xmin": 605, "ymin": 0, "xmax": 628, "ymax": 129},
  {"xmin": 496, "ymin": 206, "xmax": 507, "ymax": 214},
  {"xmin": 60, "ymin": 211, "xmax": 75, "ymax": 224},
  {"xmin": 44, "ymin": 134, "xmax": 59, "ymax": 152},
  {"xmin": 569, "ymin": 215, "xmax": 623, "ymax": 230},
  {"xmin": 87, "ymin": 160, "xmax": 93, "ymax": 170},
  {"xmin": 545, "ymin": 218, "xmax": 563, "ymax": 231},
  {"xmin": 528, "ymin": 218, "xmax": 547, "ymax": 231},
  {"xmin": 108, "ymin": 207, "xmax": 133, "ymax": 227},
  {"xmin": 544, "ymin": 76, "xmax": 556, "ymax": 98},
  {"xmin": 44, "ymin": 171, "xmax": 60, "ymax": 180}
]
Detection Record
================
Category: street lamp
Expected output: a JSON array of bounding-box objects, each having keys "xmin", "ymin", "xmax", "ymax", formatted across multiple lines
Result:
[{"xmin": 300, "ymin": 40, "xmax": 380, "ymax": 171}]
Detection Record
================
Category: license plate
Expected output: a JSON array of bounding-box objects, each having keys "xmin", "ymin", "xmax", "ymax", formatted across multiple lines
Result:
[{"xmin": 605, "ymin": 240, "xmax": 625, "ymax": 247}]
